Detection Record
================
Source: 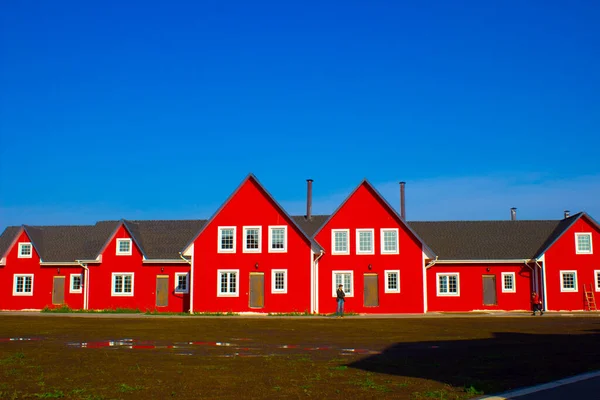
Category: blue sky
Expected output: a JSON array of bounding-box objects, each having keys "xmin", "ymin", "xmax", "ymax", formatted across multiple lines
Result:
[{"xmin": 1, "ymin": 1, "xmax": 599, "ymax": 230}]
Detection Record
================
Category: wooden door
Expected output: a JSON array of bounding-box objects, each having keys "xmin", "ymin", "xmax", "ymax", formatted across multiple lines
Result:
[
  {"xmin": 482, "ymin": 275, "xmax": 497, "ymax": 306},
  {"xmin": 156, "ymin": 275, "xmax": 169, "ymax": 307},
  {"xmin": 52, "ymin": 276, "xmax": 65, "ymax": 305},
  {"xmin": 249, "ymin": 273, "xmax": 264, "ymax": 308},
  {"xmin": 364, "ymin": 274, "xmax": 379, "ymax": 307}
]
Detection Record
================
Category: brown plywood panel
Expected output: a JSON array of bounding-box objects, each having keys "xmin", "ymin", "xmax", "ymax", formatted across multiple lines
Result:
[
  {"xmin": 52, "ymin": 277, "xmax": 65, "ymax": 305},
  {"xmin": 483, "ymin": 275, "xmax": 497, "ymax": 306},
  {"xmin": 156, "ymin": 276, "xmax": 169, "ymax": 307},
  {"xmin": 249, "ymin": 273, "xmax": 264, "ymax": 308},
  {"xmin": 364, "ymin": 274, "xmax": 379, "ymax": 307}
]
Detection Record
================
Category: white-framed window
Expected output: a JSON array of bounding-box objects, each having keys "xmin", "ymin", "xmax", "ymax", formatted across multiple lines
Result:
[
  {"xmin": 501, "ymin": 272, "xmax": 516, "ymax": 293},
  {"xmin": 218, "ymin": 227, "xmax": 236, "ymax": 253},
  {"xmin": 112, "ymin": 273, "xmax": 134, "ymax": 296},
  {"xmin": 271, "ymin": 269, "xmax": 287, "ymax": 293},
  {"xmin": 595, "ymin": 270, "xmax": 600, "ymax": 292},
  {"xmin": 356, "ymin": 229, "xmax": 374, "ymax": 255},
  {"xmin": 381, "ymin": 229, "xmax": 399, "ymax": 254},
  {"xmin": 437, "ymin": 273, "xmax": 459, "ymax": 296},
  {"xmin": 243, "ymin": 226, "xmax": 261, "ymax": 253},
  {"xmin": 70, "ymin": 274, "xmax": 83, "ymax": 294},
  {"xmin": 332, "ymin": 270, "xmax": 354, "ymax": 297},
  {"xmin": 575, "ymin": 233, "xmax": 593, "ymax": 254},
  {"xmin": 332, "ymin": 229, "xmax": 350, "ymax": 255},
  {"xmin": 116, "ymin": 239, "xmax": 132, "ymax": 255},
  {"xmin": 18, "ymin": 242, "xmax": 32, "ymax": 258},
  {"xmin": 218, "ymin": 269, "xmax": 239, "ymax": 296},
  {"xmin": 13, "ymin": 274, "xmax": 33, "ymax": 296},
  {"xmin": 174, "ymin": 272, "xmax": 189, "ymax": 294},
  {"xmin": 268, "ymin": 226, "xmax": 287, "ymax": 253},
  {"xmin": 385, "ymin": 270, "xmax": 400, "ymax": 293},
  {"xmin": 560, "ymin": 270, "xmax": 578, "ymax": 292}
]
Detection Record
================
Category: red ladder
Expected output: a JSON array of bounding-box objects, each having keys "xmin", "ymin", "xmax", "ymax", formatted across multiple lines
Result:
[{"xmin": 584, "ymin": 284, "xmax": 597, "ymax": 311}]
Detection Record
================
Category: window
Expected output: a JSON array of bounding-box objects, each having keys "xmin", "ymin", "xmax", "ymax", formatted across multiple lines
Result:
[
  {"xmin": 112, "ymin": 273, "xmax": 134, "ymax": 296},
  {"xmin": 356, "ymin": 229, "xmax": 374, "ymax": 254},
  {"xmin": 13, "ymin": 274, "xmax": 33, "ymax": 296},
  {"xmin": 381, "ymin": 229, "xmax": 399, "ymax": 254},
  {"xmin": 70, "ymin": 274, "xmax": 83, "ymax": 294},
  {"xmin": 268, "ymin": 226, "xmax": 287, "ymax": 253},
  {"xmin": 272, "ymin": 269, "xmax": 287, "ymax": 293},
  {"xmin": 332, "ymin": 271, "xmax": 353, "ymax": 297},
  {"xmin": 595, "ymin": 271, "xmax": 600, "ymax": 292},
  {"xmin": 218, "ymin": 270, "xmax": 239, "ymax": 296},
  {"xmin": 175, "ymin": 272, "xmax": 189, "ymax": 294},
  {"xmin": 116, "ymin": 239, "xmax": 132, "ymax": 255},
  {"xmin": 437, "ymin": 273, "xmax": 459, "ymax": 296},
  {"xmin": 18, "ymin": 242, "xmax": 32, "ymax": 258},
  {"xmin": 501, "ymin": 272, "xmax": 516, "ymax": 293},
  {"xmin": 243, "ymin": 226, "xmax": 261, "ymax": 253},
  {"xmin": 218, "ymin": 227, "xmax": 236, "ymax": 253},
  {"xmin": 575, "ymin": 233, "xmax": 593, "ymax": 254},
  {"xmin": 560, "ymin": 271, "xmax": 577, "ymax": 292},
  {"xmin": 385, "ymin": 270, "xmax": 400, "ymax": 293},
  {"xmin": 332, "ymin": 229, "xmax": 350, "ymax": 255}
]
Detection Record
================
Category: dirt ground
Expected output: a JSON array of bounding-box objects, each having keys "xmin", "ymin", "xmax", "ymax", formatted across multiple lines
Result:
[{"xmin": 1, "ymin": 315, "xmax": 599, "ymax": 399}]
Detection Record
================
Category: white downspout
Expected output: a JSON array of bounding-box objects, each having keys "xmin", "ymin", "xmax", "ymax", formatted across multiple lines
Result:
[
  {"xmin": 76, "ymin": 261, "xmax": 89, "ymax": 310},
  {"xmin": 179, "ymin": 251, "xmax": 193, "ymax": 314},
  {"xmin": 313, "ymin": 250, "xmax": 324, "ymax": 314},
  {"xmin": 424, "ymin": 256, "xmax": 438, "ymax": 313}
]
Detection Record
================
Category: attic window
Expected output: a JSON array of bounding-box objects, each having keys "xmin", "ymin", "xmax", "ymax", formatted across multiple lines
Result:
[
  {"xmin": 18, "ymin": 243, "xmax": 32, "ymax": 258},
  {"xmin": 575, "ymin": 233, "xmax": 593, "ymax": 254},
  {"xmin": 116, "ymin": 239, "xmax": 132, "ymax": 255}
]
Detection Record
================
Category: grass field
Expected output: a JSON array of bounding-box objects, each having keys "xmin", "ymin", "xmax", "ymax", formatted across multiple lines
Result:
[{"xmin": 1, "ymin": 314, "xmax": 599, "ymax": 399}]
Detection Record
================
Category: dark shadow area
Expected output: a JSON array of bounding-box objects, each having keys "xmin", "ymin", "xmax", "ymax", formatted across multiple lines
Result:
[{"xmin": 348, "ymin": 328, "xmax": 600, "ymax": 394}]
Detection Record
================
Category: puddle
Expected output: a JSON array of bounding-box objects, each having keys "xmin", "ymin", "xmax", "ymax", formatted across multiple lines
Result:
[{"xmin": 0, "ymin": 337, "xmax": 43, "ymax": 342}]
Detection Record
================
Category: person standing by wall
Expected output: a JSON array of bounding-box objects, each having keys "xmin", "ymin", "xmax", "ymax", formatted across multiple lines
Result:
[
  {"xmin": 336, "ymin": 284, "xmax": 345, "ymax": 318},
  {"xmin": 531, "ymin": 291, "xmax": 543, "ymax": 316}
]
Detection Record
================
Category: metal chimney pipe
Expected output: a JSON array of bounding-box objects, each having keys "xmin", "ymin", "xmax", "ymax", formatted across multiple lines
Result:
[
  {"xmin": 510, "ymin": 207, "xmax": 517, "ymax": 221},
  {"xmin": 564, "ymin": 210, "xmax": 570, "ymax": 219},
  {"xmin": 400, "ymin": 182, "xmax": 406, "ymax": 220},
  {"xmin": 306, "ymin": 179, "xmax": 313, "ymax": 220}
]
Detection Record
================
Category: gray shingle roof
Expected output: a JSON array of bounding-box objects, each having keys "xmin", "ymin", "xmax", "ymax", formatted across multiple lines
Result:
[
  {"xmin": 0, "ymin": 226, "xmax": 22, "ymax": 259},
  {"xmin": 408, "ymin": 220, "xmax": 563, "ymax": 260},
  {"xmin": 124, "ymin": 219, "xmax": 207, "ymax": 260},
  {"xmin": 291, "ymin": 215, "xmax": 330, "ymax": 238}
]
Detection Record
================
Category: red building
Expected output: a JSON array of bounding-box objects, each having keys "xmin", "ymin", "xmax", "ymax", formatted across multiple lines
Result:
[{"xmin": 185, "ymin": 175, "xmax": 323, "ymax": 314}]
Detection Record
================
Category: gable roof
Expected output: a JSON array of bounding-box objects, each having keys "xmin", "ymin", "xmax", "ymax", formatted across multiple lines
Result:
[
  {"xmin": 183, "ymin": 174, "xmax": 324, "ymax": 253},
  {"xmin": 409, "ymin": 220, "xmax": 562, "ymax": 261},
  {"xmin": 0, "ymin": 226, "xmax": 23, "ymax": 260},
  {"xmin": 532, "ymin": 212, "xmax": 600, "ymax": 258},
  {"xmin": 311, "ymin": 179, "xmax": 436, "ymax": 258}
]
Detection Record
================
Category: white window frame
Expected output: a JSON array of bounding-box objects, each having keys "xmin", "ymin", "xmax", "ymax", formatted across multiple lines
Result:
[
  {"xmin": 217, "ymin": 269, "xmax": 239, "ymax": 297},
  {"xmin": 331, "ymin": 229, "xmax": 350, "ymax": 255},
  {"xmin": 501, "ymin": 272, "xmax": 516, "ymax": 293},
  {"xmin": 575, "ymin": 233, "xmax": 593, "ymax": 254},
  {"xmin": 111, "ymin": 273, "xmax": 134, "ymax": 296},
  {"xmin": 595, "ymin": 270, "xmax": 600, "ymax": 292},
  {"xmin": 218, "ymin": 226, "xmax": 236, "ymax": 253},
  {"xmin": 560, "ymin": 270, "xmax": 578, "ymax": 292},
  {"xmin": 116, "ymin": 239, "xmax": 132, "ymax": 256},
  {"xmin": 356, "ymin": 229, "xmax": 375, "ymax": 255},
  {"xmin": 380, "ymin": 228, "xmax": 399, "ymax": 255},
  {"xmin": 174, "ymin": 272, "xmax": 189, "ymax": 294},
  {"xmin": 268, "ymin": 226, "xmax": 288, "ymax": 253},
  {"xmin": 243, "ymin": 226, "xmax": 262, "ymax": 253},
  {"xmin": 332, "ymin": 270, "xmax": 354, "ymax": 297},
  {"xmin": 17, "ymin": 242, "xmax": 33, "ymax": 258},
  {"xmin": 271, "ymin": 269, "xmax": 288, "ymax": 294},
  {"xmin": 436, "ymin": 273, "xmax": 460, "ymax": 296},
  {"xmin": 13, "ymin": 274, "xmax": 34, "ymax": 296},
  {"xmin": 384, "ymin": 270, "xmax": 400, "ymax": 293},
  {"xmin": 70, "ymin": 274, "xmax": 83, "ymax": 294}
]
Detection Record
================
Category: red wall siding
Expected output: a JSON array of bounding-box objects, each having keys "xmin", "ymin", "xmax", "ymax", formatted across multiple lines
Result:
[
  {"xmin": 315, "ymin": 183, "xmax": 425, "ymax": 314},
  {"xmin": 0, "ymin": 231, "xmax": 84, "ymax": 310},
  {"xmin": 543, "ymin": 217, "xmax": 600, "ymax": 311},
  {"xmin": 89, "ymin": 225, "xmax": 190, "ymax": 312},
  {"xmin": 426, "ymin": 264, "xmax": 532, "ymax": 312},
  {"xmin": 192, "ymin": 178, "xmax": 313, "ymax": 313}
]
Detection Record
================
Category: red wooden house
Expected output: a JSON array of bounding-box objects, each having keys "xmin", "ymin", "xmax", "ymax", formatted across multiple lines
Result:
[
  {"xmin": 184, "ymin": 174, "xmax": 323, "ymax": 314},
  {"xmin": 298, "ymin": 180, "xmax": 435, "ymax": 314}
]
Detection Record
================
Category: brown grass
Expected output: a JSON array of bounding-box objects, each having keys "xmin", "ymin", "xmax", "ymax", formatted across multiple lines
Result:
[{"xmin": 0, "ymin": 315, "xmax": 599, "ymax": 399}]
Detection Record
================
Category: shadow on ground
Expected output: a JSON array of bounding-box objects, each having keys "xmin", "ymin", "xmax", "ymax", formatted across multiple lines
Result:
[{"xmin": 348, "ymin": 328, "xmax": 600, "ymax": 394}]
